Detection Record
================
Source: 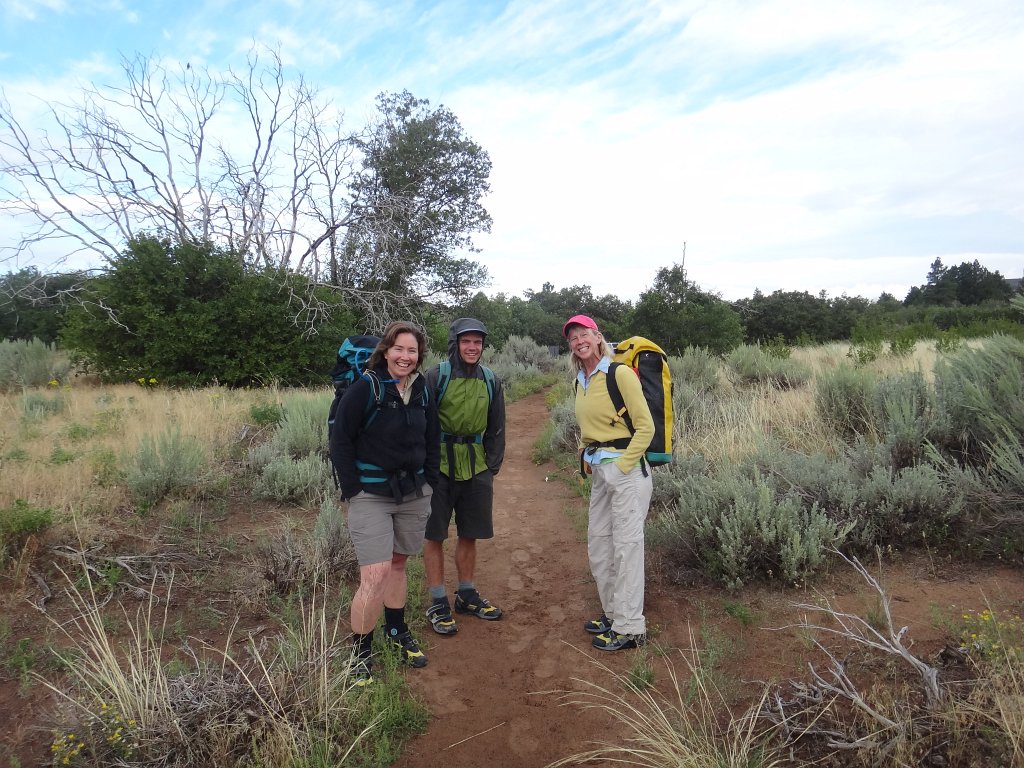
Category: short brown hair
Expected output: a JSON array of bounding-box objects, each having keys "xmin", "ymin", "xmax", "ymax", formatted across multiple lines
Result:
[{"xmin": 368, "ymin": 321, "xmax": 428, "ymax": 371}]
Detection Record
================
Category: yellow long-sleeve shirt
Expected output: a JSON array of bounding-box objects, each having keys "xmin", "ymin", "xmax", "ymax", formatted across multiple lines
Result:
[{"xmin": 575, "ymin": 360, "xmax": 655, "ymax": 473}]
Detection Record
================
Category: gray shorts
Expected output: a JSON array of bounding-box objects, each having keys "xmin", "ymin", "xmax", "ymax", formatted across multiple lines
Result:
[{"xmin": 346, "ymin": 488, "xmax": 433, "ymax": 566}]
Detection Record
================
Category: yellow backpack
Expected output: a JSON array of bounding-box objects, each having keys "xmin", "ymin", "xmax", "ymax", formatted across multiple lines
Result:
[{"xmin": 608, "ymin": 336, "xmax": 674, "ymax": 470}]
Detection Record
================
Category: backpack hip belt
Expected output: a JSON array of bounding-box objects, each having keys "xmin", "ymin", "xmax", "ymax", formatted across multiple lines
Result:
[
  {"xmin": 441, "ymin": 432, "xmax": 484, "ymax": 479},
  {"xmin": 355, "ymin": 461, "xmax": 426, "ymax": 503}
]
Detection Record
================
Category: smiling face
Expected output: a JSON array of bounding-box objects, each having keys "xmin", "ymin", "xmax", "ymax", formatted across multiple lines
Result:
[
  {"xmin": 567, "ymin": 325, "xmax": 602, "ymax": 370},
  {"xmin": 385, "ymin": 332, "xmax": 419, "ymax": 381},
  {"xmin": 457, "ymin": 332, "xmax": 484, "ymax": 366}
]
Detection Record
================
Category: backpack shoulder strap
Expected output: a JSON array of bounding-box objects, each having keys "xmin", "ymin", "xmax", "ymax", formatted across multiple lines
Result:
[
  {"xmin": 361, "ymin": 370, "xmax": 386, "ymax": 426},
  {"xmin": 604, "ymin": 362, "xmax": 634, "ymax": 433},
  {"xmin": 481, "ymin": 365, "xmax": 495, "ymax": 402},
  {"xmin": 436, "ymin": 360, "xmax": 452, "ymax": 405}
]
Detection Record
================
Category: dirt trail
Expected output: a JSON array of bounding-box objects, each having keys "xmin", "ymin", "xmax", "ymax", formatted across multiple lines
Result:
[
  {"xmin": 391, "ymin": 390, "xmax": 1024, "ymax": 768},
  {"xmin": 394, "ymin": 390, "xmax": 635, "ymax": 768}
]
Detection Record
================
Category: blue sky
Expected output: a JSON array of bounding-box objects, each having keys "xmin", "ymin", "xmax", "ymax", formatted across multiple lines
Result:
[{"xmin": 2, "ymin": 0, "xmax": 1022, "ymax": 302}]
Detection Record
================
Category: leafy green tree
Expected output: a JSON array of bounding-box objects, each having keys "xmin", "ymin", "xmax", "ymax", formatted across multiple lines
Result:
[
  {"xmin": 1, "ymin": 267, "xmax": 84, "ymax": 344},
  {"xmin": 904, "ymin": 258, "xmax": 1009, "ymax": 306},
  {"xmin": 345, "ymin": 90, "xmax": 492, "ymax": 307},
  {"xmin": 62, "ymin": 236, "xmax": 355, "ymax": 386},
  {"xmin": 946, "ymin": 260, "xmax": 1013, "ymax": 305},
  {"xmin": 521, "ymin": 282, "xmax": 632, "ymax": 343},
  {"xmin": 734, "ymin": 289, "xmax": 834, "ymax": 343},
  {"xmin": 630, "ymin": 264, "xmax": 742, "ymax": 355}
]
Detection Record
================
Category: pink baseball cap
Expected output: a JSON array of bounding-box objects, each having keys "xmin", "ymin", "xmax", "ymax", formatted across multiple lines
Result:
[{"xmin": 562, "ymin": 314, "xmax": 599, "ymax": 337}]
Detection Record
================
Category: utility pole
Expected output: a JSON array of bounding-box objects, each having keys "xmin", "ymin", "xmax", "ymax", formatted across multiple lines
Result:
[{"xmin": 680, "ymin": 241, "xmax": 687, "ymax": 305}]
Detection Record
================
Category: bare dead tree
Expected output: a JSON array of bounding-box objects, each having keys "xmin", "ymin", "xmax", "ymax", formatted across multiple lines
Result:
[{"xmin": 2, "ymin": 54, "xmax": 491, "ymax": 333}]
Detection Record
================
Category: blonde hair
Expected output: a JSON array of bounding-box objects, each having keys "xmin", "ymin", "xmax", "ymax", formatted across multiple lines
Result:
[{"xmin": 567, "ymin": 328, "xmax": 613, "ymax": 376}]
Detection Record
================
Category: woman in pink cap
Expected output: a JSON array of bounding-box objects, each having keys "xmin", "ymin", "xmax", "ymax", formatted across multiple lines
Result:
[{"xmin": 563, "ymin": 314, "xmax": 654, "ymax": 651}]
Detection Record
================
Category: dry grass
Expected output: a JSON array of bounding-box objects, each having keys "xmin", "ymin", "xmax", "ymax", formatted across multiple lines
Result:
[
  {"xmin": 43, "ymin": 558, "xmax": 375, "ymax": 767},
  {"xmin": 0, "ymin": 383, "xmax": 269, "ymax": 514},
  {"xmin": 677, "ymin": 382, "xmax": 841, "ymax": 469},
  {"xmin": 544, "ymin": 632, "xmax": 782, "ymax": 768}
]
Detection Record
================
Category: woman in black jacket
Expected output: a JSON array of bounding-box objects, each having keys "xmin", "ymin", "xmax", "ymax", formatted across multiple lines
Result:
[{"xmin": 330, "ymin": 320, "xmax": 440, "ymax": 686}]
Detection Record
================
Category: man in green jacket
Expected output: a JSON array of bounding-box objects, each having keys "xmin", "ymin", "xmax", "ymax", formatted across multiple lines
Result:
[{"xmin": 423, "ymin": 318, "xmax": 506, "ymax": 634}]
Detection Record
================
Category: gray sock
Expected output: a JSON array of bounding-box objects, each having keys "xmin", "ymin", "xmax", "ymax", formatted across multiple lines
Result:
[
  {"xmin": 429, "ymin": 585, "xmax": 447, "ymax": 601},
  {"xmin": 457, "ymin": 581, "xmax": 475, "ymax": 595}
]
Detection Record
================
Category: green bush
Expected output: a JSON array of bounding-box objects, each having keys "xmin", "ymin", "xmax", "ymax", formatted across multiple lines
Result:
[
  {"xmin": 650, "ymin": 462, "xmax": 850, "ymax": 589},
  {"xmin": 0, "ymin": 338, "xmax": 72, "ymax": 391},
  {"xmin": 934, "ymin": 330, "xmax": 962, "ymax": 354},
  {"xmin": 847, "ymin": 338, "xmax": 883, "ymax": 366},
  {"xmin": 249, "ymin": 402, "xmax": 285, "ymax": 428},
  {"xmin": 124, "ymin": 427, "xmax": 207, "ymax": 506},
  {"xmin": 20, "ymin": 391, "xmax": 65, "ymax": 420},
  {"xmin": 888, "ymin": 328, "xmax": 918, "ymax": 357},
  {"xmin": 670, "ymin": 346, "xmax": 722, "ymax": 394},
  {"xmin": 60, "ymin": 235, "xmax": 356, "ymax": 386},
  {"xmin": 0, "ymin": 499, "xmax": 54, "ymax": 561},
  {"xmin": 253, "ymin": 454, "xmax": 332, "ymax": 504},
  {"xmin": 763, "ymin": 334, "xmax": 792, "ymax": 359},
  {"xmin": 726, "ymin": 345, "xmax": 810, "ymax": 389},
  {"xmin": 490, "ymin": 334, "xmax": 560, "ymax": 372}
]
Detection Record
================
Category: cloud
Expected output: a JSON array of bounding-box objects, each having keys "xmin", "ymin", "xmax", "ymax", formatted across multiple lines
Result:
[{"xmin": 1, "ymin": 0, "xmax": 1022, "ymax": 305}]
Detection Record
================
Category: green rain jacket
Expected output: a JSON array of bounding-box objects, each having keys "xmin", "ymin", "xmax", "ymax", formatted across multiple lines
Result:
[{"xmin": 424, "ymin": 319, "xmax": 506, "ymax": 481}]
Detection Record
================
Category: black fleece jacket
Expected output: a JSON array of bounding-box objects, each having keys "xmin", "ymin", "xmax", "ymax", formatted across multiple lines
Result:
[{"xmin": 329, "ymin": 365, "xmax": 441, "ymax": 501}]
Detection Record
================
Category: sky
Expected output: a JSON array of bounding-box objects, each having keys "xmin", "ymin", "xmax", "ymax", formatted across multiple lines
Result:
[{"xmin": 1, "ymin": 0, "xmax": 1022, "ymax": 303}]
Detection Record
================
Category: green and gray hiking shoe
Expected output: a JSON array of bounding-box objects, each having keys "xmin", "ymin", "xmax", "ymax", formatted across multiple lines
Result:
[
  {"xmin": 427, "ymin": 597, "xmax": 459, "ymax": 635},
  {"xmin": 584, "ymin": 614, "xmax": 611, "ymax": 635},
  {"xmin": 454, "ymin": 589, "xmax": 502, "ymax": 621},
  {"xmin": 592, "ymin": 629, "xmax": 645, "ymax": 652},
  {"xmin": 384, "ymin": 627, "xmax": 428, "ymax": 668}
]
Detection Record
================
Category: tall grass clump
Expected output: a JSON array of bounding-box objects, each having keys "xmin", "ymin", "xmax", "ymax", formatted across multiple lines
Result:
[
  {"xmin": 0, "ymin": 338, "xmax": 71, "ymax": 390},
  {"xmin": 725, "ymin": 344, "xmax": 811, "ymax": 389},
  {"xmin": 20, "ymin": 390, "xmax": 66, "ymax": 420},
  {"xmin": 813, "ymin": 363, "xmax": 876, "ymax": 439},
  {"xmin": 44, "ymin": 567, "xmax": 385, "ymax": 768},
  {"xmin": 548, "ymin": 632, "xmax": 782, "ymax": 768},
  {"xmin": 123, "ymin": 426, "xmax": 208, "ymax": 507},
  {"xmin": 931, "ymin": 334, "xmax": 1024, "ymax": 459}
]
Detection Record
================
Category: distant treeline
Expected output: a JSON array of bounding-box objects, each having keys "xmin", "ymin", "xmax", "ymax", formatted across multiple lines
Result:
[{"xmin": 2, "ymin": 245, "xmax": 1022, "ymax": 386}]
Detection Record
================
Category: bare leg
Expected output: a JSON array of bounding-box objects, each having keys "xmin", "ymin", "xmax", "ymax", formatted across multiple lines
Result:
[
  {"xmin": 454, "ymin": 537, "xmax": 477, "ymax": 584},
  {"xmin": 350, "ymin": 560, "xmax": 391, "ymax": 634},
  {"xmin": 383, "ymin": 553, "xmax": 410, "ymax": 609},
  {"xmin": 423, "ymin": 539, "xmax": 445, "ymax": 590}
]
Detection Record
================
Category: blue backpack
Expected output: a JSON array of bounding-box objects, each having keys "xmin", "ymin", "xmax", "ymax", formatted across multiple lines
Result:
[
  {"xmin": 327, "ymin": 335, "xmax": 429, "ymax": 490},
  {"xmin": 327, "ymin": 336, "xmax": 379, "ymax": 486}
]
